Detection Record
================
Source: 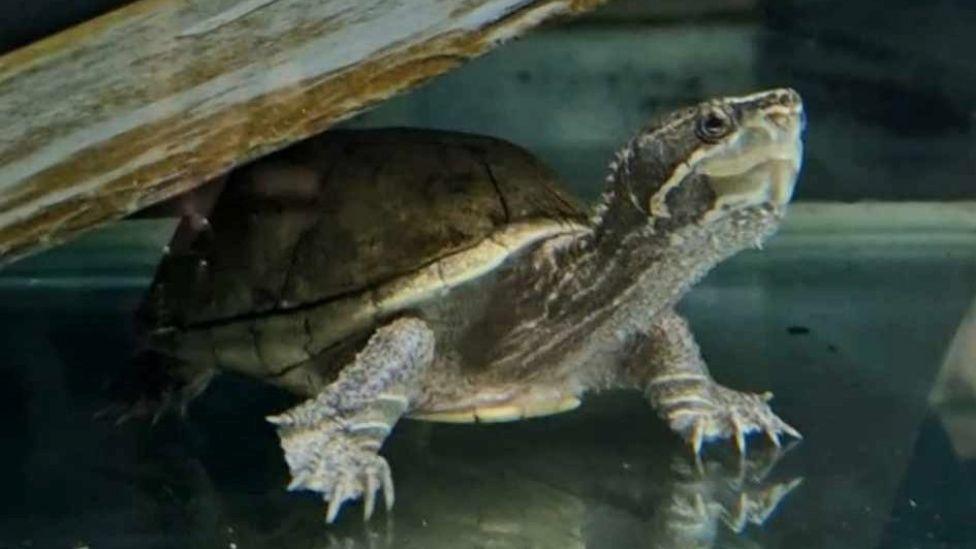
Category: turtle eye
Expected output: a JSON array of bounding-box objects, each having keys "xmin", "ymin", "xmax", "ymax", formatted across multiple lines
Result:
[{"xmin": 695, "ymin": 108, "xmax": 734, "ymax": 142}]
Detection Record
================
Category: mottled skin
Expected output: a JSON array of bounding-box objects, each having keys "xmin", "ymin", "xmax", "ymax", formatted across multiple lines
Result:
[{"xmin": 136, "ymin": 89, "xmax": 805, "ymax": 522}]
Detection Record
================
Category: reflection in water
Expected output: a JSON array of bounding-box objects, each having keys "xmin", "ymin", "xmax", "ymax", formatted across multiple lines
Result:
[
  {"xmin": 650, "ymin": 450, "xmax": 802, "ymax": 549},
  {"xmin": 232, "ymin": 417, "xmax": 801, "ymax": 549}
]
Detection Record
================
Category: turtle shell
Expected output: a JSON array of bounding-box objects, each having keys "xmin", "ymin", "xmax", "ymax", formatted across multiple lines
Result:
[{"xmin": 142, "ymin": 128, "xmax": 587, "ymax": 329}]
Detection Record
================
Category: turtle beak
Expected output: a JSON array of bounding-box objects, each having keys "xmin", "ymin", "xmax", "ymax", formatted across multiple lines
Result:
[
  {"xmin": 762, "ymin": 101, "xmax": 804, "ymax": 208},
  {"xmin": 700, "ymin": 96, "xmax": 805, "ymax": 212}
]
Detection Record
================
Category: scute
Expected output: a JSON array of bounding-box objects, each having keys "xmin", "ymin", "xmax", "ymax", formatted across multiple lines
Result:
[{"xmin": 142, "ymin": 129, "xmax": 587, "ymax": 328}]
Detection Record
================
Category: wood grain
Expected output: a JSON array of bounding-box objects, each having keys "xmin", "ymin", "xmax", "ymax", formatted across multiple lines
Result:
[{"xmin": 0, "ymin": 0, "xmax": 604, "ymax": 264}]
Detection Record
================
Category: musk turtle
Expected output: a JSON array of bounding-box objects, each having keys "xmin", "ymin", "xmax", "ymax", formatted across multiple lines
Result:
[{"xmin": 134, "ymin": 88, "xmax": 805, "ymax": 522}]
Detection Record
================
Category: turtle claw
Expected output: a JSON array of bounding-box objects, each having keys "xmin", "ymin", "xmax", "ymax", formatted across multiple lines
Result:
[
  {"xmin": 98, "ymin": 355, "xmax": 215, "ymax": 427},
  {"xmin": 364, "ymin": 472, "xmax": 378, "ymax": 520},
  {"xmin": 326, "ymin": 476, "xmax": 351, "ymax": 523},
  {"xmin": 275, "ymin": 418, "xmax": 396, "ymax": 524},
  {"xmin": 732, "ymin": 416, "xmax": 747, "ymax": 456},
  {"xmin": 321, "ymin": 462, "xmax": 393, "ymax": 524},
  {"xmin": 96, "ymin": 391, "xmax": 180, "ymax": 427},
  {"xmin": 668, "ymin": 384, "xmax": 801, "ymax": 456},
  {"xmin": 690, "ymin": 421, "xmax": 705, "ymax": 456},
  {"xmin": 780, "ymin": 420, "xmax": 803, "ymax": 441},
  {"xmin": 382, "ymin": 460, "xmax": 396, "ymax": 511},
  {"xmin": 287, "ymin": 471, "xmax": 311, "ymax": 491},
  {"xmin": 266, "ymin": 413, "xmax": 291, "ymax": 426}
]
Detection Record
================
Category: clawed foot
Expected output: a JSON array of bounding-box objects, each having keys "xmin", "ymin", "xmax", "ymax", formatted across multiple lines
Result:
[
  {"xmin": 96, "ymin": 355, "xmax": 214, "ymax": 425},
  {"xmin": 270, "ymin": 417, "xmax": 396, "ymax": 523},
  {"xmin": 266, "ymin": 318, "xmax": 433, "ymax": 524},
  {"xmin": 662, "ymin": 384, "xmax": 801, "ymax": 456},
  {"xmin": 95, "ymin": 391, "xmax": 183, "ymax": 426}
]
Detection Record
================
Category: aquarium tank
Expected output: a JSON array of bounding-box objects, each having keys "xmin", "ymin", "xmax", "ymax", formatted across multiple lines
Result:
[{"xmin": 0, "ymin": 0, "xmax": 974, "ymax": 547}]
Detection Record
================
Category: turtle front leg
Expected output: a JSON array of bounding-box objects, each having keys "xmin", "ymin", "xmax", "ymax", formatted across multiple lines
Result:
[
  {"xmin": 267, "ymin": 317, "xmax": 435, "ymax": 522},
  {"xmin": 628, "ymin": 309, "xmax": 800, "ymax": 455}
]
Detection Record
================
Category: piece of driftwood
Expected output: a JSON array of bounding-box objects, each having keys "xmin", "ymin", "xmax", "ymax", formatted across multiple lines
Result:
[{"xmin": 0, "ymin": 0, "xmax": 604, "ymax": 265}]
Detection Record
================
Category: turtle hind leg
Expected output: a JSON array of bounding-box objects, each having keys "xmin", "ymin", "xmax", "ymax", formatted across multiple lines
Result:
[
  {"xmin": 99, "ymin": 350, "xmax": 216, "ymax": 424},
  {"xmin": 267, "ymin": 317, "xmax": 434, "ymax": 523}
]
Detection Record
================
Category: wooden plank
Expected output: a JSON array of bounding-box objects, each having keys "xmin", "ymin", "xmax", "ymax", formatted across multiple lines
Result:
[{"xmin": 0, "ymin": 0, "xmax": 605, "ymax": 265}]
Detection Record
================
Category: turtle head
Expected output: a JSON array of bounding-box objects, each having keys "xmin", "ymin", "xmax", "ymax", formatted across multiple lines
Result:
[{"xmin": 601, "ymin": 88, "xmax": 805, "ymax": 242}]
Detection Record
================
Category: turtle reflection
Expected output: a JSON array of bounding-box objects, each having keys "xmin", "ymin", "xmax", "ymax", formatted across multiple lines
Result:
[{"xmin": 223, "ymin": 425, "xmax": 801, "ymax": 549}]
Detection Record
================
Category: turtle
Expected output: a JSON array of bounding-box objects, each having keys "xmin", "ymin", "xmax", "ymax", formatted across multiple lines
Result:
[{"xmin": 131, "ymin": 88, "xmax": 805, "ymax": 523}]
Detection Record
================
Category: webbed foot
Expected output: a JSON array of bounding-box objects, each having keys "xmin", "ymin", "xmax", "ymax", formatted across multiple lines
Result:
[{"xmin": 659, "ymin": 383, "xmax": 801, "ymax": 456}]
